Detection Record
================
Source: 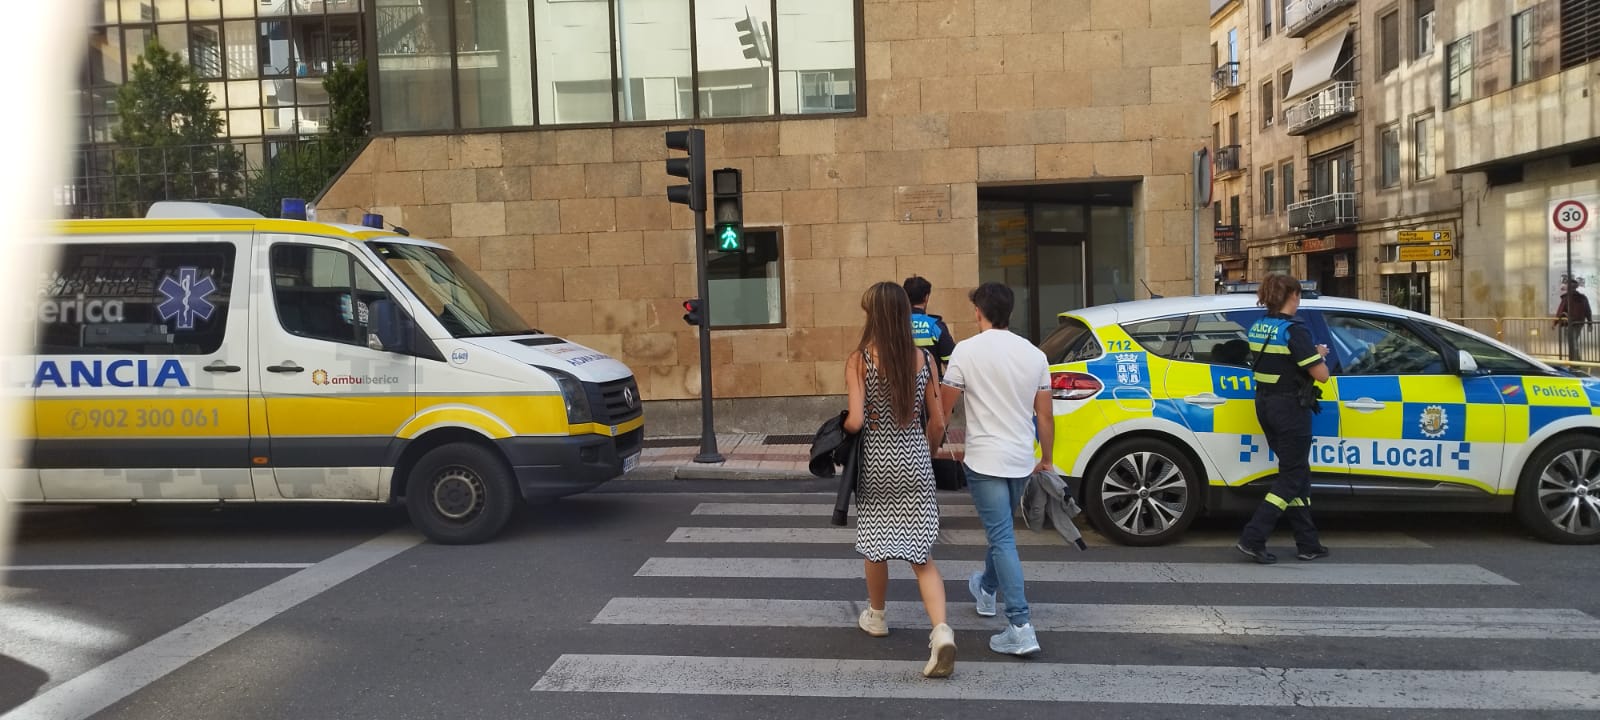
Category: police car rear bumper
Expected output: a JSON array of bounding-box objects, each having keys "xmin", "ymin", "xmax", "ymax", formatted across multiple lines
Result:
[{"xmin": 498, "ymin": 429, "xmax": 642, "ymax": 500}]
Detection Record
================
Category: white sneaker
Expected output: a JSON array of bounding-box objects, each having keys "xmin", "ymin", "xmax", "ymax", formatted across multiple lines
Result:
[
  {"xmin": 968, "ymin": 571, "xmax": 997, "ymax": 617},
  {"xmin": 989, "ymin": 622, "xmax": 1041, "ymax": 656},
  {"xmin": 923, "ymin": 623, "xmax": 956, "ymax": 678},
  {"xmin": 858, "ymin": 606, "xmax": 888, "ymax": 637}
]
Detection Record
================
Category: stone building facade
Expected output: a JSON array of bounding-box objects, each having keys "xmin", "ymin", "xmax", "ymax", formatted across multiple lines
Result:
[{"xmin": 314, "ymin": 0, "xmax": 1211, "ymax": 427}]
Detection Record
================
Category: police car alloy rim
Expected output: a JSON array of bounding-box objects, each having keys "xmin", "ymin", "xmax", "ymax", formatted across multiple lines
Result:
[
  {"xmin": 431, "ymin": 466, "xmax": 486, "ymax": 521},
  {"xmin": 1101, "ymin": 451, "xmax": 1189, "ymax": 536},
  {"xmin": 1537, "ymin": 449, "xmax": 1600, "ymax": 536}
]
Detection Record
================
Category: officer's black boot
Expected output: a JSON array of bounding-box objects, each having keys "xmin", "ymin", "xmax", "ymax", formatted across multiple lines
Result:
[
  {"xmin": 1287, "ymin": 507, "xmax": 1327, "ymax": 560},
  {"xmin": 1236, "ymin": 503, "xmax": 1281, "ymax": 564}
]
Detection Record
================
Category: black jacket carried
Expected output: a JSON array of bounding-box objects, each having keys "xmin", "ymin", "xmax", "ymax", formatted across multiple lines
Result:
[{"xmin": 809, "ymin": 411, "xmax": 863, "ymax": 526}]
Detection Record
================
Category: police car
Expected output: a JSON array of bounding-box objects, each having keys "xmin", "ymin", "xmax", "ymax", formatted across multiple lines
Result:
[{"xmin": 1041, "ymin": 292, "xmax": 1600, "ymax": 546}]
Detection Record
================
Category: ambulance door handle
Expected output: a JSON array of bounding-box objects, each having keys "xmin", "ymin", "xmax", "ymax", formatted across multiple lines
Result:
[
  {"xmin": 267, "ymin": 362, "xmax": 304, "ymax": 374},
  {"xmin": 1183, "ymin": 394, "xmax": 1227, "ymax": 408},
  {"xmin": 204, "ymin": 361, "xmax": 241, "ymax": 374},
  {"xmin": 1344, "ymin": 398, "xmax": 1385, "ymax": 412}
]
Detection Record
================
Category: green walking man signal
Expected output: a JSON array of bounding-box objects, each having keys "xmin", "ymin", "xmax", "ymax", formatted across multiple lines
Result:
[{"xmin": 712, "ymin": 168, "xmax": 743, "ymax": 252}]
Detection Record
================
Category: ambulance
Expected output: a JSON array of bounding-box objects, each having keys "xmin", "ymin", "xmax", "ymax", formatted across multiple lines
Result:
[
  {"xmin": 1041, "ymin": 293, "xmax": 1600, "ymax": 546},
  {"xmin": 4, "ymin": 202, "xmax": 643, "ymax": 544}
]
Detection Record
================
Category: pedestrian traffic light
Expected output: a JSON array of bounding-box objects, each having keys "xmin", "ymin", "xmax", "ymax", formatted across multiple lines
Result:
[
  {"xmin": 711, "ymin": 168, "xmax": 743, "ymax": 252},
  {"xmin": 682, "ymin": 298, "xmax": 702, "ymax": 326},
  {"xmin": 665, "ymin": 129, "xmax": 705, "ymax": 212}
]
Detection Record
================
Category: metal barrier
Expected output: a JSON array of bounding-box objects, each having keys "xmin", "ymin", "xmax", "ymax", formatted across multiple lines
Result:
[{"xmin": 1450, "ymin": 317, "xmax": 1600, "ymax": 370}]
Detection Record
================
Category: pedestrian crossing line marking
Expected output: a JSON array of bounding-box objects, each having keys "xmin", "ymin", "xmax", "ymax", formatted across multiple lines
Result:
[
  {"xmin": 693, "ymin": 503, "xmax": 982, "ymax": 517},
  {"xmin": 531, "ymin": 654, "xmax": 1600, "ymax": 710},
  {"xmin": 634, "ymin": 558, "xmax": 1517, "ymax": 585},
  {"xmin": 665, "ymin": 524, "xmax": 1430, "ymax": 548},
  {"xmin": 0, "ymin": 563, "xmax": 316, "ymax": 572},
  {"xmin": 593, "ymin": 598, "xmax": 1600, "ymax": 639}
]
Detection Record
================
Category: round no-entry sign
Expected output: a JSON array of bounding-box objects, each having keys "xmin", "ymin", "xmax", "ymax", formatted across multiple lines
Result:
[{"xmin": 1554, "ymin": 200, "xmax": 1589, "ymax": 233}]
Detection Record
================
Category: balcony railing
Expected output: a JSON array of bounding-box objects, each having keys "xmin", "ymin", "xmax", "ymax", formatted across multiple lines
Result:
[
  {"xmin": 1284, "ymin": 0, "xmax": 1355, "ymax": 37},
  {"xmin": 1214, "ymin": 227, "xmax": 1244, "ymax": 259},
  {"xmin": 1284, "ymin": 81, "xmax": 1358, "ymax": 135},
  {"xmin": 1214, "ymin": 145, "xmax": 1243, "ymax": 175},
  {"xmin": 1212, "ymin": 62, "xmax": 1242, "ymax": 98},
  {"xmin": 1288, "ymin": 192, "xmax": 1357, "ymax": 231}
]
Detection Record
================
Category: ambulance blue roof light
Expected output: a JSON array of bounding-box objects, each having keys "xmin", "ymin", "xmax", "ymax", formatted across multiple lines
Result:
[{"xmin": 280, "ymin": 198, "xmax": 308, "ymax": 220}]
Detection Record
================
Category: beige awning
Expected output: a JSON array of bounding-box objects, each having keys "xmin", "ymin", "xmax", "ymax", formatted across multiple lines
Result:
[{"xmin": 1284, "ymin": 27, "xmax": 1351, "ymax": 100}]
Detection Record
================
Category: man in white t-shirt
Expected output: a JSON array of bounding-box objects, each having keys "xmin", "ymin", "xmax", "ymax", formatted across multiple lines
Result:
[{"xmin": 937, "ymin": 282, "xmax": 1053, "ymax": 656}]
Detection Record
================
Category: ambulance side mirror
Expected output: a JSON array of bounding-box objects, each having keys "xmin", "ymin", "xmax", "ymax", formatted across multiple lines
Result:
[{"xmin": 1457, "ymin": 350, "xmax": 1481, "ymax": 375}]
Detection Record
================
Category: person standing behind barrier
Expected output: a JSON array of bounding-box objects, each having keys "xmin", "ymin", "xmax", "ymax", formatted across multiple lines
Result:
[
  {"xmin": 844, "ymin": 281, "xmax": 955, "ymax": 679},
  {"xmin": 937, "ymin": 282, "xmax": 1052, "ymax": 656},
  {"xmin": 1555, "ymin": 279, "xmax": 1592, "ymax": 362},
  {"xmin": 1236, "ymin": 274, "xmax": 1331, "ymax": 565}
]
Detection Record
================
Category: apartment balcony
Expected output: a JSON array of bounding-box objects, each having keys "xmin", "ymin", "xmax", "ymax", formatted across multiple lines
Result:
[
  {"xmin": 1214, "ymin": 145, "xmax": 1244, "ymax": 176},
  {"xmin": 1212, "ymin": 62, "xmax": 1242, "ymax": 100},
  {"xmin": 1284, "ymin": 81, "xmax": 1357, "ymax": 135},
  {"xmin": 1288, "ymin": 193, "xmax": 1357, "ymax": 231},
  {"xmin": 1214, "ymin": 226, "xmax": 1245, "ymax": 259},
  {"xmin": 1284, "ymin": 0, "xmax": 1355, "ymax": 38}
]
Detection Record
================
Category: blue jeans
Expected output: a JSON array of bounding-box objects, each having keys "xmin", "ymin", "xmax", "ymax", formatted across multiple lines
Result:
[{"xmin": 966, "ymin": 467, "xmax": 1031, "ymax": 626}]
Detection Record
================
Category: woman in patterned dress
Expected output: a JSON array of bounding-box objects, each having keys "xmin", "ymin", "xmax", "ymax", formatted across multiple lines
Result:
[{"xmin": 843, "ymin": 281, "xmax": 955, "ymax": 678}]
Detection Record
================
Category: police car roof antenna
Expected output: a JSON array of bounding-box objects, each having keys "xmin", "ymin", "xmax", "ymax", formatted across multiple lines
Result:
[{"xmin": 1141, "ymin": 278, "xmax": 1163, "ymax": 300}]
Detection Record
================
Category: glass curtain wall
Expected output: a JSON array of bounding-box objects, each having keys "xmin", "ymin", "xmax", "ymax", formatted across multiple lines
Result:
[{"xmin": 379, "ymin": 0, "xmax": 860, "ymax": 132}]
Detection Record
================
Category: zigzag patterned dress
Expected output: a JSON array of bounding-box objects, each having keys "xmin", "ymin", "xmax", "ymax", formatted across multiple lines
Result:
[{"xmin": 854, "ymin": 350, "xmax": 940, "ymax": 565}]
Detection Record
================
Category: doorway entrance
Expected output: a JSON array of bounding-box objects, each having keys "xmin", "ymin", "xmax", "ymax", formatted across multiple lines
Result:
[{"xmin": 977, "ymin": 183, "xmax": 1138, "ymax": 343}]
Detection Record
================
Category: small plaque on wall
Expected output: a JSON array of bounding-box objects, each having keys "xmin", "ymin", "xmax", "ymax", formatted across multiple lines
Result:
[{"xmin": 896, "ymin": 185, "xmax": 952, "ymax": 223}]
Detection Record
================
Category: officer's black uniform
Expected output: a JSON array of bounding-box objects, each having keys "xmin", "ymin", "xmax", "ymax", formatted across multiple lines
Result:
[{"xmin": 1237, "ymin": 312, "xmax": 1328, "ymax": 563}]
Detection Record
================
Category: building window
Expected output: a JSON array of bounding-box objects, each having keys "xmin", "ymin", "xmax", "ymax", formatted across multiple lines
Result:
[
  {"xmin": 1561, "ymin": 0, "xmax": 1600, "ymax": 70},
  {"xmin": 615, "ymin": 0, "xmax": 693, "ymax": 122},
  {"xmin": 1267, "ymin": 255, "xmax": 1290, "ymax": 275},
  {"xmin": 1379, "ymin": 10, "xmax": 1400, "ymax": 77},
  {"xmin": 1281, "ymin": 69, "xmax": 1293, "ymax": 100},
  {"xmin": 1379, "ymin": 124, "xmax": 1400, "ymax": 189},
  {"xmin": 1382, "ymin": 272, "xmax": 1429, "ymax": 313},
  {"xmin": 1445, "ymin": 36, "xmax": 1473, "ymax": 107},
  {"xmin": 1262, "ymin": 0, "xmax": 1273, "ymax": 37},
  {"xmin": 708, "ymin": 228, "xmax": 784, "ymax": 328},
  {"xmin": 1281, "ymin": 161, "xmax": 1295, "ymax": 209},
  {"xmin": 1414, "ymin": 114, "xmax": 1435, "ymax": 180},
  {"xmin": 539, "ymin": 0, "xmax": 615, "ymax": 124},
  {"xmin": 1228, "ymin": 112, "xmax": 1239, "ymax": 145},
  {"xmin": 1513, "ymin": 10, "xmax": 1535, "ymax": 85},
  {"xmin": 459, "ymin": 0, "xmax": 536, "ymax": 129},
  {"xmin": 1310, "ymin": 146, "xmax": 1355, "ymax": 197},
  {"xmin": 1415, "ymin": 0, "xmax": 1435, "ymax": 58},
  {"xmin": 1229, "ymin": 195, "xmax": 1242, "ymax": 226},
  {"xmin": 1263, "ymin": 168, "xmax": 1276, "ymax": 214},
  {"xmin": 780, "ymin": 0, "xmax": 858, "ymax": 114},
  {"xmin": 377, "ymin": 0, "xmax": 455, "ymax": 132},
  {"xmin": 1262, "ymin": 79, "xmax": 1274, "ymax": 127}
]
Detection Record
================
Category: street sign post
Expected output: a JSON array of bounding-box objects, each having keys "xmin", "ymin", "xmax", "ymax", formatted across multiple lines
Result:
[
  {"xmin": 1554, "ymin": 200, "xmax": 1590, "ymax": 362},
  {"xmin": 1397, "ymin": 230, "xmax": 1452, "ymax": 245},
  {"xmin": 1397, "ymin": 244, "xmax": 1455, "ymax": 262}
]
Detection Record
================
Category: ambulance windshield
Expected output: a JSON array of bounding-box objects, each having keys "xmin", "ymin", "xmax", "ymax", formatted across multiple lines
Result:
[{"xmin": 369, "ymin": 241, "xmax": 539, "ymax": 338}]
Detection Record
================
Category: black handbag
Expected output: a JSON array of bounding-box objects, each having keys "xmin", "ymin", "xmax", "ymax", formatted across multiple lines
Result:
[{"xmin": 919, "ymin": 348, "xmax": 967, "ymax": 491}]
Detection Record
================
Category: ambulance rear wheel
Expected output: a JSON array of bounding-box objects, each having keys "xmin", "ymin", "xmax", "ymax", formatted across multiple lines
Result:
[
  {"xmin": 1516, "ymin": 436, "xmax": 1600, "ymax": 545},
  {"xmin": 406, "ymin": 443, "xmax": 517, "ymax": 545},
  {"xmin": 1084, "ymin": 438, "xmax": 1201, "ymax": 547}
]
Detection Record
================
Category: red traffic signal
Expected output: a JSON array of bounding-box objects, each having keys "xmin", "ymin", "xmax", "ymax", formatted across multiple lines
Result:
[{"xmin": 682, "ymin": 298, "xmax": 703, "ymax": 326}]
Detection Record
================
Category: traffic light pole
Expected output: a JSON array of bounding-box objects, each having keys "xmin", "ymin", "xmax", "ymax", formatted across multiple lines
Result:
[{"xmin": 691, "ymin": 192, "xmax": 722, "ymax": 463}]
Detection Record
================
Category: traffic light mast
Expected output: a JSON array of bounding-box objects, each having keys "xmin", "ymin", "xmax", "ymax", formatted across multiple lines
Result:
[{"xmin": 665, "ymin": 129, "xmax": 722, "ymax": 464}]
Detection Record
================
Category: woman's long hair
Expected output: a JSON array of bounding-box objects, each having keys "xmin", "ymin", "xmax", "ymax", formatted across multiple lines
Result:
[{"xmin": 857, "ymin": 281, "xmax": 919, "ymax": 428}]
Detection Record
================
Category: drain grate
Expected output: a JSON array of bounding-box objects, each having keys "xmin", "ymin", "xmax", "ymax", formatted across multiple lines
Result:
[{"xmin": 762, "ymin": 434, "xmax": 814, "ymax": 445}]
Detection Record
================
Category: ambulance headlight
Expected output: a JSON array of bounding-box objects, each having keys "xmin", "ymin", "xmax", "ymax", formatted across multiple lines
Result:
[{"xmin": 550, "ymin": 371, "xmax": 593, "ymax": 424}]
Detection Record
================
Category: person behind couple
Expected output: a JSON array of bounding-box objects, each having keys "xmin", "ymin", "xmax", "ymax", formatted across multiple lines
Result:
[
  {"xmin": 844, "ymin": 281, "xmax": 955, "ymax": 678},
  {"xmin": 936, "ymin": 282, "xmax": 1051, "ymax": 656}
]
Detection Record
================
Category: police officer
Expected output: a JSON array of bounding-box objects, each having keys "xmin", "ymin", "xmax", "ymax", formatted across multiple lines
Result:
[
  {"xmin": 1236, "ymin": 274, "xmax": 1331, "ymax": 564},
  {"xmin": 905, "ymin": 276, "xmax": 955, "ymax": 372}
]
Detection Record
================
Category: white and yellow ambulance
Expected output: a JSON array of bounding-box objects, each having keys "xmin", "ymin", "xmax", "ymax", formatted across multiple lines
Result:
[
  {"xmin": 1040, "ymin": 293, "xmax": 1600, "ymax": 547},
  {"xmin": 4, "ymin": 202, "xmax": 643, "ymax": 544}
]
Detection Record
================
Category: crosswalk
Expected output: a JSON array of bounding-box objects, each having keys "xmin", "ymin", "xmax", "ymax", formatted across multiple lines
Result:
[{"xmin": 532, "ymin": 494, "xmax": 1600, "ymax": 712}]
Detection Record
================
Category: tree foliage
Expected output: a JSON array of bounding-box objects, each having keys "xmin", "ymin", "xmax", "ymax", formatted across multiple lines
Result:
[
  {"xmin": 235, "ymin": 60, "xmax": 370, "ymax": 216},
  {"xmin": 113, "ymin": 39, "xmax": 243, "ymax": 215}
]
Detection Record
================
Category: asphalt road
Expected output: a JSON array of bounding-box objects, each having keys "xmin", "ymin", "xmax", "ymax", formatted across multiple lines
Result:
[{"xmin": 4, "ymin": 479, "xmax": 1600, "ymax": 719}]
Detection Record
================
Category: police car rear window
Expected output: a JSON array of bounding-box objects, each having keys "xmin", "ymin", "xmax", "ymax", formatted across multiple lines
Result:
[{"xmin": 1040, "ymin": 319, "xmax": 1101, "ymax": 364}]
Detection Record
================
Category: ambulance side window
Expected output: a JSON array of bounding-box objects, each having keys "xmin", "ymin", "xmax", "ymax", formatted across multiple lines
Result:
[
  {"xmin": 1324, "ymin": 313, "xmax": 1445, "ymax": 375},
  {"xmin": 36, "ymin": 242, "xmax": 235, "ymax": 356},
  {"xmin": 269, "ymin": 245, "xmax": 395, "ymax": 349}
]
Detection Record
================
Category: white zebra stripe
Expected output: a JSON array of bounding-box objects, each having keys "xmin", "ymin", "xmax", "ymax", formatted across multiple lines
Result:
[
  {"xmin": 634, "ymin": 557, "xmax": 1516, "ymax": 585},
  {"xmin": 592, "ymin": 597, "xmax": 1600, "ymax": 639},
  {"xmin": 692, "ymin": 502, "xmax": 981, "ymax": 517},
  {"xmin": 665, "ymin": 524, "xmax": 1429, "ymax": 548},
  {"xmin": 532, "ymin": 654, "xmax": 1600, "ymax": 710}
]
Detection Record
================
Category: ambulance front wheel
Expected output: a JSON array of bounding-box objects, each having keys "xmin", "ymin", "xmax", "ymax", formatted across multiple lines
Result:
[
  {"xmin": 1083, "ymin": 437, "xmax": 1202, "ymax": 547},
  {"xmin": 406, "ymin": 443, "xmax": 518, "ymax": 545},
  {"xmin": 1515, "ymin": 435, "xmax": 1600, "ymax": 545}
]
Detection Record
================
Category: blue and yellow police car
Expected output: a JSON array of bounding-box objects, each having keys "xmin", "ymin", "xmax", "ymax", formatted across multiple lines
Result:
[{"xmin": 1040, "ymin": 293, "xmax": 1600, "ymax": 546}]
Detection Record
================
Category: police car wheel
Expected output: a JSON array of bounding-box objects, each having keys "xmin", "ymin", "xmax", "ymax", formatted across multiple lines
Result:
[
  {"xmin": 406, "ymin": 443, "xmax": 517, "ymax": 545},
  {"xmin": 1516, "ymin": 437, "xmax": 1600, "ymax": 545},
  {"xmin": 1083, "ymin": 438, "xmax": 1201, "ymax": 547}
]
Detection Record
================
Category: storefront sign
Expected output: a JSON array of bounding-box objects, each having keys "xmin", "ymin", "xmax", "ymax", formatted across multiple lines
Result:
[
  {"xmin": 1297, "ymin": 233, "xmax": 1357, "ymax": 253},
  {"xmin": 1335, "ymin": 255, "xmax": 1350, "ymax": 277}
]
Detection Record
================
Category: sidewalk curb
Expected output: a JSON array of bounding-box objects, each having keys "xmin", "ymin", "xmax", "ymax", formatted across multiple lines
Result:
[{"xmin": 629, "ymin": 466, "xmax": 817, "ymax": 482}]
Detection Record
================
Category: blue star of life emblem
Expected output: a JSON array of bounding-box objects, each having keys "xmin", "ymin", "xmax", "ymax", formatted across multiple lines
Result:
[{"xmin": 158, "ymin": 267, "xmax": 218, "ymax": 330}]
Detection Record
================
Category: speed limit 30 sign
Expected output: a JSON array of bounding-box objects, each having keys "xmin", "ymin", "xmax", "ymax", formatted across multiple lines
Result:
[{"xmin": 1555, "ymin": 200, "xmax": 1590, "ymax": 233}]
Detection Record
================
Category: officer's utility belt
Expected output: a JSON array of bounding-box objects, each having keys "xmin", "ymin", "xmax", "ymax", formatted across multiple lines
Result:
[{"xmin": 1253, "ymin": 351, "xmax": 1322, "ymax": 414}]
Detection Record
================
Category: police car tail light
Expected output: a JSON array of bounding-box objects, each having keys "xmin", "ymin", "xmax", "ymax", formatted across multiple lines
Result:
[{"xmin": 1051, "ymin": 372, "xmax": 1102, "ymax": 401}]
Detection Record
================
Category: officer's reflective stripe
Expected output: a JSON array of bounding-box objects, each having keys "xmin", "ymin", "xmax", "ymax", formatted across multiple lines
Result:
[
  {"xmin": 1248, "ymin": 341, "xmax": 1266, "ymax": 352},
  {"xmin": 1265, "ymin": 493, "xmax": 1289, "ymax": 510},
  {"xmin": 1297, "ymin": 355, "xmax": 1321, "ymax": 367},
  {"xmin": 1261, "ymin": 345, "xmax": 1290, "ymax": 354},
  {"xmin": 914, "ymin": 338, "xmax": 935, "ymax": 346},
  {"xmin": 1255, "ymin": 372, "xmax": 1281, "ymax": 384},
  {"xmin": 1288, "ymin": 498, "xmax": 1309, "ymax": 508}
]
